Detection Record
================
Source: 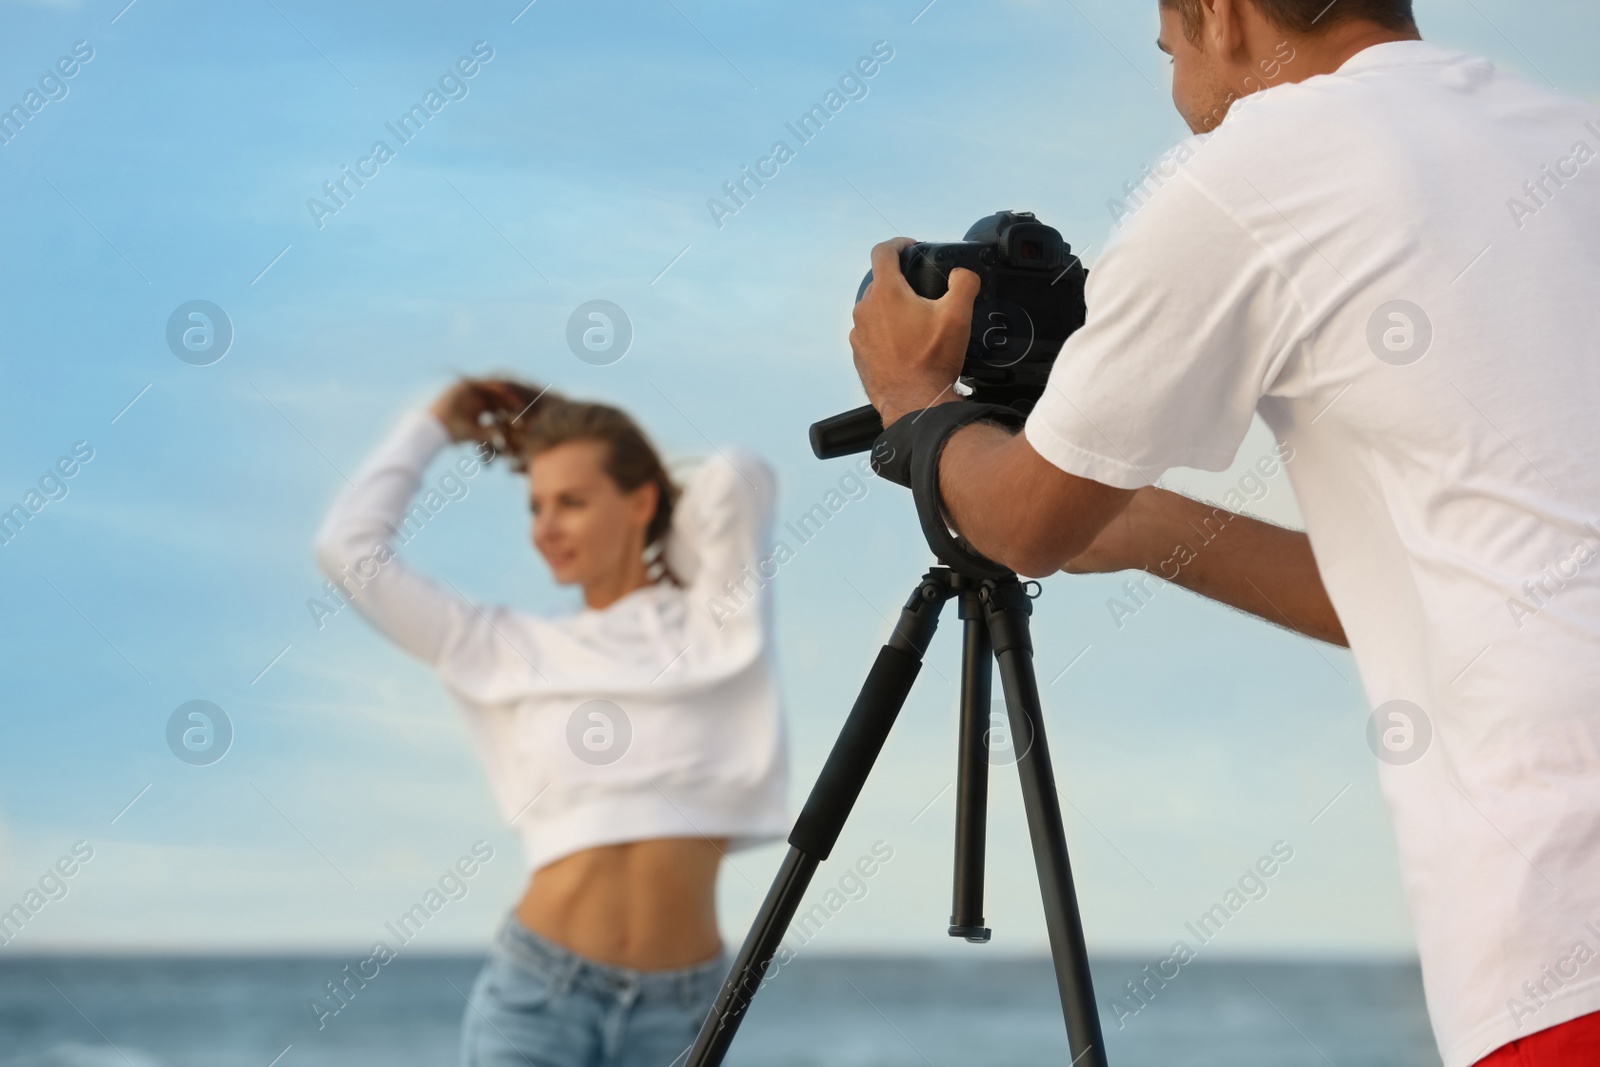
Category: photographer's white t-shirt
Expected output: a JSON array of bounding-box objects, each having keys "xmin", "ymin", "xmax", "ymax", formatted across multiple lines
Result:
[{"xmin": 1025, "ymin": 40, "xmax": 1600, "ymax": 1067}]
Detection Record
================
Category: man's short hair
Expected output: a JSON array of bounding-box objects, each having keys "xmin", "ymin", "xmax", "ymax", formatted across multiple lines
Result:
[{"xmin": 1161, "ymin": 0, "xmax": 1417, "ymax": 39}]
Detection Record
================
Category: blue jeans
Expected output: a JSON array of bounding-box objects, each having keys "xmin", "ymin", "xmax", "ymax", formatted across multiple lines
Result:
[{"xmin": 459, "ymin": 912, "xmax": 731, "ymax": 1067}]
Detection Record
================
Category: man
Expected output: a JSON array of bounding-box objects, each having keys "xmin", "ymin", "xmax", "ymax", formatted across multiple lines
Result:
[{"xmin": 849, "ymin": 1, "xmax": 1600, "ymax": 1065}]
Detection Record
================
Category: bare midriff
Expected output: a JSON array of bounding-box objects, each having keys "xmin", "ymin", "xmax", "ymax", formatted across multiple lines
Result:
[{"xmin": 514, "ymin": 836, "xmax": 728, "ymax": 971}]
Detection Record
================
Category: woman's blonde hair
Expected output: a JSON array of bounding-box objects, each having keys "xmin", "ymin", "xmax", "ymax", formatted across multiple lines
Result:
[{"xmin": 469, "ymin": 377, "xmax": 684, "ymax": 586}]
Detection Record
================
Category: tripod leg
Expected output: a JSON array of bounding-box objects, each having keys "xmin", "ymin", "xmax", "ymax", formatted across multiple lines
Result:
[
  {"xmin": 684, "ymin": 571, "xmax": 951, "ymax": 1067},
  {"xmin": 949, "ymin": 583, "xmax": 992, "ymax": 941},
  {"xmin": 985, "ymin": 580, "xmax": 1109, "ymax": 1067}
]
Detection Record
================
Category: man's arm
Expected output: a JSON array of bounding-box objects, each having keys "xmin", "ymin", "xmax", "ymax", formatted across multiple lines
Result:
[
  {"xmin": 1073, "ymin": 485, "xmax": 1346, "ymax": 646},
  {"xmin": 931, "ymin": 418, "xmax": 1134, "ymax": 576},
  {"xmin": 936, "ymin": 424, "xmax": 1347, "ymax": 646},
  {"xmin": 847, "ymin": 236, "xmax": 1345, "ymax": 646},
  {"xmin": 844, "ymin": 237, "xmax": 1138, "ymax": 575}
]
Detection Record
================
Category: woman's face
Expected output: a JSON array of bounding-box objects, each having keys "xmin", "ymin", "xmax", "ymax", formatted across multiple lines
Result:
[{"xmin": 528, "ymin": 439, "xmax": 657, "ymax": 590}]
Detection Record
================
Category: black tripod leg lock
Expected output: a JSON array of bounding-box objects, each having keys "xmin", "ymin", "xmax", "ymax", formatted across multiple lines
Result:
[{"xmin": 871, "ymin": 401, "xmax": 1028, "ymax": 579}]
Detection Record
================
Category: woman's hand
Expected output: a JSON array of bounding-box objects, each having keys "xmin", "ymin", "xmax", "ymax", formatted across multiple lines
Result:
[
  {"xmin": 430, "ymin": 379, "xmax": 496, "ymax": 444},
  {"xmin": 429, "ymin": 378, "xmax": 540, "ymax": 445}
]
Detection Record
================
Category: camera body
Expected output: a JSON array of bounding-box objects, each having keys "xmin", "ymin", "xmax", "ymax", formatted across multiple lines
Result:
[
  {"xmin": 812, "ymin": 210, "xmax": 1086, "ymax": 460},
  {"xmin": 857, "ymin": 210, "xmax": 1087, "ymax": 410}
]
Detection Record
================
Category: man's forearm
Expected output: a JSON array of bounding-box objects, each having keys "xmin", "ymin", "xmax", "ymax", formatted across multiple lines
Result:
[
  {"xmin": 1099, "ymin": 487, "xmax": 1348, "ymax": 647},
  {"xmin": 935, "ymin": 418, "xmax": 1135, "ymax": 578},
  {"xmin": 929, "ymin": 416, "xmax": 1343, "ymax": 646}
]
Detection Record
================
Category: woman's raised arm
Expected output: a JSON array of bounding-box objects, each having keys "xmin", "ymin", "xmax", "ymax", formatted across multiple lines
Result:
[
  {"xmin": 311, "ymin": 390, "xmax": 537, "ymax": 685},
  {"xmin": 667, "ymin": 446, "xmax": 780, "ymax": 647}
]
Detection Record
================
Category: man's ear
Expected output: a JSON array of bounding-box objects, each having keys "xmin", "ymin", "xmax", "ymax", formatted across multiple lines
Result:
[{"xmin": 1202, "ymin": 0, "xmax": 1245, "ymax": 58}]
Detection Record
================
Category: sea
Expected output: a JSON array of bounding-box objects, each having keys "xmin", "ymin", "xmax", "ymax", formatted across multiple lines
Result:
[{"xmin": 0, "ymin": 955, "xmax": 1445, "ymax": 1066}]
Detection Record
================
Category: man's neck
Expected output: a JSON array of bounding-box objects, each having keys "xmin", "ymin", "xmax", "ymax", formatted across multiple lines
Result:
[{"xmin": 1280, "ymin": 23, "xmax": 1423, "ymax": 82}]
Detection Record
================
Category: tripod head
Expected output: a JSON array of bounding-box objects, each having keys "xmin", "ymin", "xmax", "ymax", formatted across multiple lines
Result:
[{"xmin": 868, "ymin": 399, "xmax": 1030, "ymax": 580}]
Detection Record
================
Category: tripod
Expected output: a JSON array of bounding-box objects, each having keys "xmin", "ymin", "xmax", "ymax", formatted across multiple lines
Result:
[{"xmin": 684, "ymin": 562, "xmax": 1108, "ymax": 1066}]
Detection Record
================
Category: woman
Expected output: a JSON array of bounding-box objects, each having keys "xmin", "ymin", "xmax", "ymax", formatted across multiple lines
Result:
[{"xmin": 312, "ymin": 377, "xmax": 790, "ymax": 1067}]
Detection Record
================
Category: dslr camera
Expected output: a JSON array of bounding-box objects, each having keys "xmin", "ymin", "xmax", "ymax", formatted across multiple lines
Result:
[{"xmin": 810, "ymin": 210, "xmax": 1087, "ymax": 459}]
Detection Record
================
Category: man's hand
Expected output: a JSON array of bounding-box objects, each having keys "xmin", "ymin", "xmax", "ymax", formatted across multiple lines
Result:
[{"xmin": 850, "ymin": 237, "xmax": 982, "ymax": 426}]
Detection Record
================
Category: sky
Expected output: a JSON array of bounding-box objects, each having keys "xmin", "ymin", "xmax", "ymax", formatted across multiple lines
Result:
[{"xmin": 0, "ymin": 0, "xmax": 1597, "ymax": 965}]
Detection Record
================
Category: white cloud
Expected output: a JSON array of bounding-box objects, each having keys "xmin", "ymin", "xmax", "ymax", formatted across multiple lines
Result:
[{"xmin": 1, "ymin": 1044, "xmax": 164, "ymax": 1067}]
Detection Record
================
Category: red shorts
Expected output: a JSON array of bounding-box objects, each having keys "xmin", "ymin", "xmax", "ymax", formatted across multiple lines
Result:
[{"xmin": 1474, "ymin": 1011, "xmax": 1600, "ymax": 1066}]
